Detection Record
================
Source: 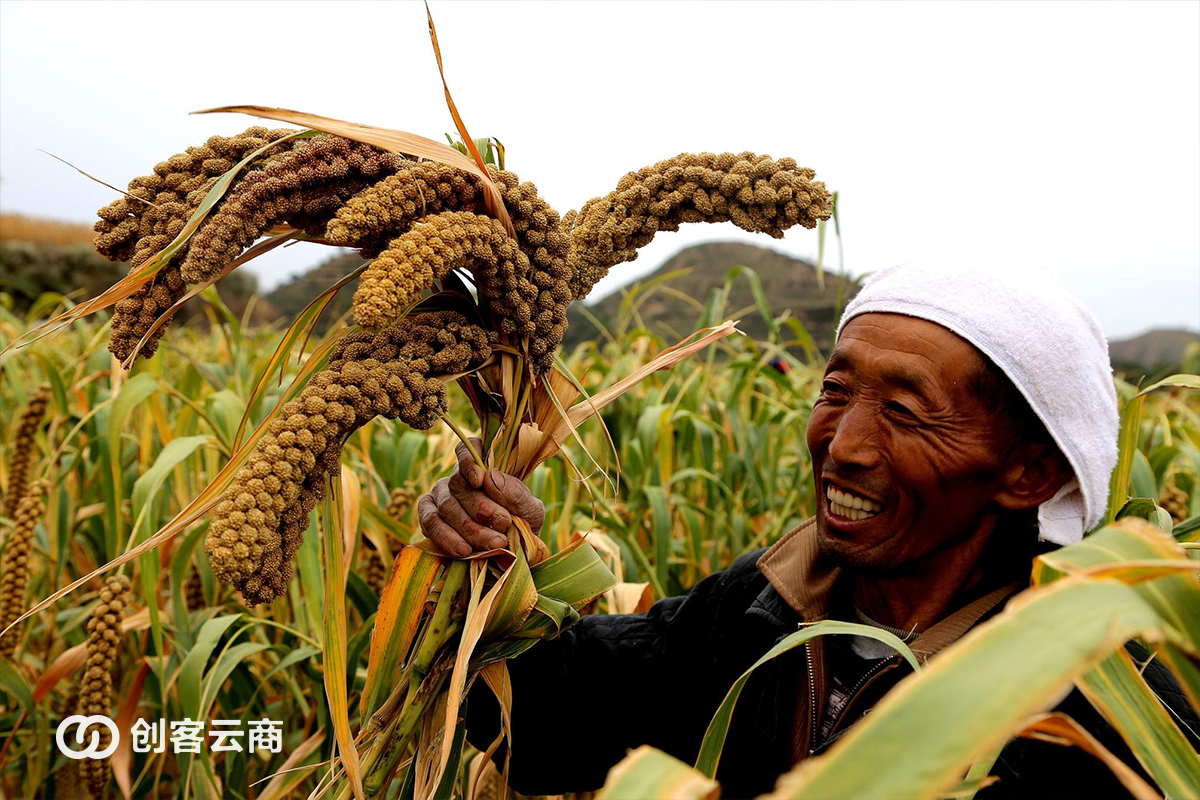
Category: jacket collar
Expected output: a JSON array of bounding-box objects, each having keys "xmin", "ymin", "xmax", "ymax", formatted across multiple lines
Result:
[
  {"xmin": 757, "ymin": 518, "xmax": 838, "ymax": 622},
  {"xmin": 756, "ymin": 517, "xmax": 1023, "ymax": 662}
]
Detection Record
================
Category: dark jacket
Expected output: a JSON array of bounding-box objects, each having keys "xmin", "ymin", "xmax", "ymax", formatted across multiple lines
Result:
[{"xmin": 467, "ymin": 520, "xmax": 1199, "ymax": 799}]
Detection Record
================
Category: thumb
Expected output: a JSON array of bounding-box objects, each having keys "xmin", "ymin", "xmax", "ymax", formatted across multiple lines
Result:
[
  {"xmin": 454, "ymin": 437, "xmax": 485, "ymax": 488},
  {"xmin": 483, "ymin": 469, "xmax": 545, "ymax": 533}
]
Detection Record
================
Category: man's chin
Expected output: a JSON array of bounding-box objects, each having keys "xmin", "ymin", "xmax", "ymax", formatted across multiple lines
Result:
[{"xmin": 815, "ymin": 519, "xmax": 890, "ymax": 572}]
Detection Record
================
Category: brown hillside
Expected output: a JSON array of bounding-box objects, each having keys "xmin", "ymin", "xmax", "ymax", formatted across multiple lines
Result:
[
  {"xmin": 0, "ymin": 213, "xmax": 97, "ymax": 247},
  {"xmin": 563, "ymin": 241, "xmax": 856, "ymax": 353},
  {"xmin": 1108, "ymin": 328, "xmax": 1199, "ymax": 370}
]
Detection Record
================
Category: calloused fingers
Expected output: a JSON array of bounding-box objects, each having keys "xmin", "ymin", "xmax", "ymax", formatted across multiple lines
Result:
[
  {"xmin": 455, "ymin": 437, "xmax": 485, "ymax": 489},
  {"xmin": 481, "ymin": 469, "xmax": 546, "ymax": 536},
  {"xmin": 433, "ymin": 480, "xmax": 508, "ymax": 552},
  {"xmin": 447, "ymin": 471, "xmax": 513, "ymax": 533},
  {"xmin": 417, "ymin": 484, "xmax": 472, "ymax": 557}
]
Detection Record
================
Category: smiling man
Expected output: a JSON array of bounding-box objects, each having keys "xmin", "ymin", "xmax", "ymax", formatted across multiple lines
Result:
[{"xmin": 418, "ymin": 265, "xmax": 1197, "ymax": 798}]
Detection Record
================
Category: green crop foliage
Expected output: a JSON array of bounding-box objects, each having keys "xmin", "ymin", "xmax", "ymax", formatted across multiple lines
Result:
[{"xmin": 0, "ymin": 272, "xmax": 1195, "ymax": 799}]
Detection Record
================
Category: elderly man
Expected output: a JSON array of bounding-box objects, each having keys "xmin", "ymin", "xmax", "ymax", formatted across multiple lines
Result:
[{"xmin": 418, "ymin": 265, "xmax": 1198, "ymax": 798}]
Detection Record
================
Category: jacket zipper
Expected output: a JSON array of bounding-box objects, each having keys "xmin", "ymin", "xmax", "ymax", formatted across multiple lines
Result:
[
  {"xmin": 824, "ymin": 657, "xmax": 901, "ymax": 744},
  {"xmin": 844, "ymin": 656, "xmax": 894, "ymax": 702},
  {"xmin": 804, "ymin": 640, "xmax": 818, "ymax": 754}
]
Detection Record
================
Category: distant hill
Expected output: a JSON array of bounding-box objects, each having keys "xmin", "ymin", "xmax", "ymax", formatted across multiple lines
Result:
[
  {"xmin": 1109, "ymin": 328, "xmax": 1199, "ymax": 372},
  {"xmin": 266, "ymin": 243, "xmax": 1196, "ymax": 375},
  {"xmin": 263, "ymin": 249, "xmax": 367, "ymax": 331},
  {"xmin": 0, "ymin": 211, "xmax": 262, "ymax": 321},
  {"xmin": 564, "ymin": 241, "xmax": 856, "ymax": 352},
  {"xmin": 265, "ymin": 241, "xmax": 854, "ymax": 350}
]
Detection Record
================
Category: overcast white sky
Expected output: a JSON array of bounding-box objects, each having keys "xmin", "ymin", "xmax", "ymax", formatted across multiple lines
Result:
[{"xmin": 1, "ymin": 0, "xmax": 1196, "ymax": 340}]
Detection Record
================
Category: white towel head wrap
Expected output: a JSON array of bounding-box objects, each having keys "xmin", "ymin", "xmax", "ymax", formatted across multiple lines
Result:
[{"xmin": 836, "ymin": 264, "xmax": 1119, "ymax": 546}]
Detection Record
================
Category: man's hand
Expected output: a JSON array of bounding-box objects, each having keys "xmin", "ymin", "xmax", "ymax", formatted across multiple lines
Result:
[{"xmin": 417, "ymin": 437, "xmax": 546, "ymax": 557}]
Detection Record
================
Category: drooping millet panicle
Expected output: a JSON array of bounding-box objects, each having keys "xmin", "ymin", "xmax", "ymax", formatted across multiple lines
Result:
[
  {"xmin": 179, "ymin": 136, "xmax": 411, "ymax": 284},
  {"xmin": 566, "ymin": 152, "xmax": 834, "ymax": 300},
  {"xmin": 325, "ymin": 160, "xmax": 483, "ymax": 253},
  {"xmin": 364, "ymin": 544, "xmax": 387, "ymax": 597},
  {"xmin": 93, "ymin": 126, "xmax": 300, "ymax": 261},
  {"xmin": 337, "ymin": 165, "xmax": 571, "ymax": 373},
  {"xmin": 351, "ymin": 211, "xmax": 538, "ymax": 333},
  {"xmin": 490, "ymin": 169, "xmax": 572, "ymax": 373},
  {"xmin": 185, "ymin": 564, "xmax": 205, "ymax": 612},
  {"xmin": 1160, "ymin": 482, "xmax": 1189, "ymax": 524},
  {"xmin": 386, "ymin": 483, "xmax": 418, "ymax": 522},
  {"xmin": 0, "ymin": 480, "xmax": 48, "ymax": 657},
  {"xmin": 101, "ymin": 128, "xmax": 302, "ymax": 364},
  {"xmin": 205, "ymin": 312, "xmax": 493, "ymax": 606},
  {"xmin": 4, "ymin": 384, "xmax": 49, "ymax": 520},
  {"xmin": 107, "ymin": 262, "xmax": 188, "ymax": 364},
  {"xmin": 327, "ymin": 165, "xmax": 567, "ymax": 273},
  {"xmin": 76, "ymin": 574, "xmax": 130, "ymax": 799}
]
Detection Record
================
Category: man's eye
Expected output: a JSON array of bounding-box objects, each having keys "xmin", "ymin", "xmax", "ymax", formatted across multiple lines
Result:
[
  {"xmin": 821, "ymin": 381, "xmax": 846, "ymax": 396},
  {"xmin": 886, "ymin": 401, "xmax": 916, "ymax": 419}
]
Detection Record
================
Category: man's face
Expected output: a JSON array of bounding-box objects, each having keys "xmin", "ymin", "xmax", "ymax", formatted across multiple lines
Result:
[{"xmin": 806, "ymin": 313, "xmax": 1015, "ymax": 572}]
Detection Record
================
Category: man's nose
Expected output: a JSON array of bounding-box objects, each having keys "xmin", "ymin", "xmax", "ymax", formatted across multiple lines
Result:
[{"xmin": 827, "ymin": 403, "xmax": 881, "ymax": 470}]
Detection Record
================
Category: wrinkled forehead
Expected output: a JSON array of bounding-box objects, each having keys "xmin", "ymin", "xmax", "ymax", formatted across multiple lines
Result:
[{"xmin": 829, "ymin": 313, "xmax": 991, "ymax": 395}]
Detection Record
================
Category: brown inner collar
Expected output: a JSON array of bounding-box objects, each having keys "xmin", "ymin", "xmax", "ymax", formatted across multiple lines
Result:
[{"xmin": 757, "ymin": 518, "xmax": 1025, "ymax": 661}]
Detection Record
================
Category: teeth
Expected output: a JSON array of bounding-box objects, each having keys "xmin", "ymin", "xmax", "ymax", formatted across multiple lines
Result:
[{"xmin": 826, "ymin": 486, "xmax": 883, "ymax": 519}]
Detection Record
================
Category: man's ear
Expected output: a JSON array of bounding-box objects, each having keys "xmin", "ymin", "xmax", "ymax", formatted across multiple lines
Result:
[{"xmin": 994, "ymin": 442, "xmax": 1071, "ymax": 511}]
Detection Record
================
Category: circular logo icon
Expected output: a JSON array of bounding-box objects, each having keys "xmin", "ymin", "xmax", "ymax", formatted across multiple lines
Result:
[{"xmin": 56, "ymin": 714, "xmax": 120, "ymax": 760}]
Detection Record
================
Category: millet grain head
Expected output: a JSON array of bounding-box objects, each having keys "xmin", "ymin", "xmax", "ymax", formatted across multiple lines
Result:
[
  {"xmin": 204, "ymin": 311, "xmax": 492, "ymax": 606},
  {"xmin": 3, "ymin": 384, "xmax": 50, "ymax": 520},
  {"xmin": 76, "ymin": 574, "xmax": 130, "ymax": 799},
  {"xmin": 351, "ymin": 211, "xmax": 539, "ymax": 334},
  {"xmin": 101, "ymin": 127, "xmax": 301, "ymax": 364},
  {"xmin": 566, "ymin": 152, "xmax": 834, "ymax": 300},
  {"xmin": 0, "ymin": 480, "xmax": 48, "ymax": 657},
  {"xmin": 179, "ymin": 136, "xmax": 410, "ymax": 285}
]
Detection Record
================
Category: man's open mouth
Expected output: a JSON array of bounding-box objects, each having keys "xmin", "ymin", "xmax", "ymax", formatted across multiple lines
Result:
[{"xmin": 826, "ymin": 485, "xmax": 883, "ymax": 521}]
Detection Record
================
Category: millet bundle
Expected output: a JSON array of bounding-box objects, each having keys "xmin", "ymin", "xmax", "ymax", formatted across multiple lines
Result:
[
  {"xmin": 90, "ymin": 134, "xmax": 832, "ymax": 604},
  {"xmin": 566, "ymin": 152, "xmax": 833, "ymax": 300},
  {"xmin": 0, "ymin": 480, "xmax": 47, "ymax": 657},
  {"xmin": 97, "ymin": 127, "xmax": 301, "ymax": 363},
  {"xmin": 204, "ymin": 311, "xmax": 492, "ymax": 606},
  {"xmin": 76, "ymin": 574, "xmax": 130, "ymax": 799},
  {"xmin": 3, "ymin": 384, "xmax": 49, "ymax": 520}
]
